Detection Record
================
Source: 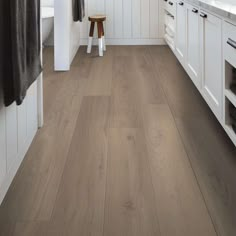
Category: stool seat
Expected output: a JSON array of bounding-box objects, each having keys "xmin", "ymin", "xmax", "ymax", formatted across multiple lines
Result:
[
  {"xmin": 89, "ymin": 15, "xmax": 106, "ymax": 22},
  {"xmin": 87, "ymin": 14, "xmax": 106, "ymax": 57}
]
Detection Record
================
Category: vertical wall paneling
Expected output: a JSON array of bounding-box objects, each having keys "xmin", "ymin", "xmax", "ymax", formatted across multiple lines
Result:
[
  {"xmin": 0, "ymin": 104, "xmax": 6, "ymax": 186},
  {"xmin": 114, "ymin": 0, "xmax": 123, "ymax": 38},
  {"xmin": 141, "ymin": 0, "xmax": 150, "ymax": 38},
  {"xmin": 88, "ymin": 0, "xmax": 97, "ymax": 15},
  {"xmin": 6, "ymin": 104, "xmax": 18, "ymax": 172},
  {"xmin": 96, "ymin": 0, "xmax": 105, "ymax": 14},
  {"xmin": 26, "ymin": 83, "xmax": 38, "ymax": 139},
  {"xmin": 17, "ymin": 100, "xmax": 27, "ymax": 150},
  {"xmin": 105, "ymin": 0, "xmax": 114, "ymax": 38},
  {"xmin": 150, "ymin": 0, "xmax": 159, "ymax": 38},
  {"xmin": 132, "ymin": 0, "xmax": 141, "ymax": 38},
  {"xmin": 81, "ymin": 0, "xmax": 163, "ymax": 44},
  {"xmin": 123, "ymin": 0, "xmax": 132, "ymax": 38},
  {"xmin": 80, "ymin": 0, "xmax": 89, "ymax": 39},
  {"xmin": 158, "ymin": 0, "xmax": 165, "ymax": 38}
]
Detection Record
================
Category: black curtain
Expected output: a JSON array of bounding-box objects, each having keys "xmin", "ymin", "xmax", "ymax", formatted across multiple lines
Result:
[{"xmin": 0, "ymin": 0, "xmax": 42, "ymax": 107}]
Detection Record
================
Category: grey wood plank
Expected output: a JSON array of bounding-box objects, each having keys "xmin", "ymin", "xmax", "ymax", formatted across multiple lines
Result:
[
  {"xmin": 51, "ymin": 96, "xmax": 110, "ymax": 236},
  {"xmin": 71, "ymin": 46, "xmax": 96, "ymax": 78},
  {"xmin": 85, "ymin": 48, "xmax": 113, "ymax": 96},
  {"xmin": 148, "ymin": 46, "xmax": 210, "ymax": 119},
  {"xmin": 142, "ymin": 104, "xmax": 217, "ymax": 236},
  {"xmin": 108, "ymin": 56, "xmax": 143, "ymax": 128},
  {"xmin": 176, "ymin": 116, "xmax": 236, "ymax": 236},
  {"xmin": 104, "ymin": 128, "xmax": 161, "ymax": 236},
  {"xmin": 0, "ymin": 222, "xmax": 15, "ymax": 236},
  {"xmin": 134, "ymin": 51, "xmax": 167, "ymax": 105}
]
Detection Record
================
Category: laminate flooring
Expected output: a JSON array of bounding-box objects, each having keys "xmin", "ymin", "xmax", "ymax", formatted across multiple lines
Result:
[{"xmin": 0, "ymin": 46, "xmax": 235, "ymax": 236}]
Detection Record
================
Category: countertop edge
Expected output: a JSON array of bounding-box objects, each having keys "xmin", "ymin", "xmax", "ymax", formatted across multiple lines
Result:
[{"xmin": 184, "ymin": 0, "xmax": 236, "ymax": 23}]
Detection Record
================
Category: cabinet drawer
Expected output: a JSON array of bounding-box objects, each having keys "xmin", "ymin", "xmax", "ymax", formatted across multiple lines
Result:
[
  {"xmin": 163, "ymin": 0, "xmax": 176, "ymax": 16},
  {"xmin": 224, "ymin": 21, "xmax": 236, "ymax": 68}
]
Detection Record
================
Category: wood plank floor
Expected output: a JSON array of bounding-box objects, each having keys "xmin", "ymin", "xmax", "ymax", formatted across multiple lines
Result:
[{"xmin": 0, "ymin": 46, "xmax": 236, "ymax": 236}]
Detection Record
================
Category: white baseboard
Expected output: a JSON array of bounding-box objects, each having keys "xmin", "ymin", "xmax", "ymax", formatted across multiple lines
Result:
[{"xmin": 80, "ymin": 38, "xmax": 166, "ymax": 46}]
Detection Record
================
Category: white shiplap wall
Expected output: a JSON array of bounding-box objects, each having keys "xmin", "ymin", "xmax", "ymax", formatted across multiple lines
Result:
[
  {"xmin": 80, "ymin": 0, "xmax": 164, "ymax": 45},
  {"xmin": 0, "ymin": 81, "xmax": 39, "ymax": 204}
]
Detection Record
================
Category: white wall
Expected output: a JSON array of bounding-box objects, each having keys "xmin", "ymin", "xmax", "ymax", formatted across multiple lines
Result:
[
  {"xmin": 80, "ymin": 0, "xmax": 164, "ymax": 45},
  {"xmin": 54, "ymin": 0, "xmax": 80, "ymax": 71},
  {"xmin": 42, "ymin": 0, "xmax": 54, "ymax": 7}
]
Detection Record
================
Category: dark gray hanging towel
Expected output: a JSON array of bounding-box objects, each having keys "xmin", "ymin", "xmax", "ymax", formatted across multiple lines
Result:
[
  {"xmin": 0, "ymin": 1, "xmax": 14, "ymax": 104},
  {"xmin": 73, "ymin": 0, "xmax": 85, "ymax": 22},
  {"xmin": 0, "ymin": 0, "xmax": 42, "ymax": 107}
]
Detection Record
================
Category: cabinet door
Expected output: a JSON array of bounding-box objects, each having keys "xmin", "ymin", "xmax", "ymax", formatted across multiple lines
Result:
[
  {"xmin": 186, "ymin": 4, "xmax": 201, "ymax": 88},
  {"xmin": 176, "ymin": 1, "xmax": 186, "ymax": 65},
  {"xmin": 200, "ymin": 11, "xmax": 222, "ymax": 119}
]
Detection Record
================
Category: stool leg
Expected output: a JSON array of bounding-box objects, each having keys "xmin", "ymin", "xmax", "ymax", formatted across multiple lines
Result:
[
  {"xmin": 87, "ymin": 22, "xmax": 95, "ymax": 54},
  {"xmin": 101, "ymin": 22, "xmax": 106, "ymax": 51},
  {"xmin": 97, "ymin": 22, "xmax": 103, "ymax": 57}
]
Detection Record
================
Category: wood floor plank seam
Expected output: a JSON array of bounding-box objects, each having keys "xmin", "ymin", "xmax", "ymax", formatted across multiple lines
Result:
[{"xmin": 102, "ymin": 113, "xmax": 112, "ymax": 236}]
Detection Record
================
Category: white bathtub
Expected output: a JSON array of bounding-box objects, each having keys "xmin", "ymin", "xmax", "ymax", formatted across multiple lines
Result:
[{"xmin": 42, "ymin": 7, "xmax": 54, "ymax": 43}]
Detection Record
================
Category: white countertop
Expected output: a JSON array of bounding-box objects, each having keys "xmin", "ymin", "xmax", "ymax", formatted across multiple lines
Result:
[{"xmin": 185, "ymin": 0, "xmax": 236, "ymax": 22}]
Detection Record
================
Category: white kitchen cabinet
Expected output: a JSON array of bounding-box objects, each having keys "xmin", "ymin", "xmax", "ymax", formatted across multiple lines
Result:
[
  {"xmin": 166, "ymin": 0, "xmax": 236, "ymax": 145},
  {"xmin": 186, "ymin": 3, "xmax": 201, "ymax": 88},
  {"xmin": 200, "ymin": 11, "xmax": 222, "ymax": 119},
  {"xmin": 176, "ymin": 1, "xmax": 186, "ymax": 65}
]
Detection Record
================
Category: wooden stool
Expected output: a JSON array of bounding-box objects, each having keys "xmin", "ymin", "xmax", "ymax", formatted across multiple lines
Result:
[{"xmin": 87, "ymin": 15, "xmax": 106, "ymax": 57}]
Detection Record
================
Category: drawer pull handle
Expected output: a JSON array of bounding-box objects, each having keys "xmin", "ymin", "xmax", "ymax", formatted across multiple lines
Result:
[
  {"xmin": 192, "ymin": 8, "xmax": 198, "ymax": 13},
  {"xmin": 227, "ymin": 38, "xmax": 236, "ymax": 50},
  {"xmin": 179, "ymin": 2, "xmax": 184, "ymax": 5},
  {"xmin": 200, "ymin": 13, "xmax": 207, "ymax": 18},
  {"xmin": 169, "ymin": 1, "xmax": 174, "ymax": 5}
]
